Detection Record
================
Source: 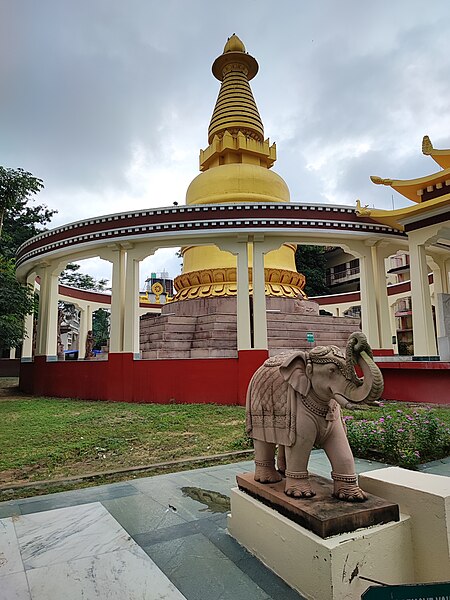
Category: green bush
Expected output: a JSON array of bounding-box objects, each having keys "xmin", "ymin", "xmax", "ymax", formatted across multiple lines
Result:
[{"xmin": 344, "ymin": 405, "xmax": 450, "ymax": 469}]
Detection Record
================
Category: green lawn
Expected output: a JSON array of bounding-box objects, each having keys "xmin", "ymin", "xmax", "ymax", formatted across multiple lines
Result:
[
  {"xmin": 1, "ymin": 378, "xmax": 449, "ymax": 500},
  {"xmin": 0, "ymin": 394, "xmax": 247, "ymax": 485}
]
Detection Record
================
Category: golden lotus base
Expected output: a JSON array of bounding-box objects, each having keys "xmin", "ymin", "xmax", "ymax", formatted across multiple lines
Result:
[{"xmin": 173, "ymin": 267, "xmax": 306, "ymax": 301}]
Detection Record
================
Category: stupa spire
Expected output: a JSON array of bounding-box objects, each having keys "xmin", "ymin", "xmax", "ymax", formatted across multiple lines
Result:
[{"xmin": 208, "ymin": 34, "xmax": 264, "ymax": 144}]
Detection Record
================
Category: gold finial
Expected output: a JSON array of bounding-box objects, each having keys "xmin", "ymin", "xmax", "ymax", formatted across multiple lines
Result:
[
  {"xmin": 370, "ymin": 176, "xmax": 393, "ymax": 186},
  {"xmin": 422, "ymin": 135, "xmax": 433, "ymax": 155},
  {"xmin": 209, "ymin": 36, "xmax": 262, "ymax": 143},
  {"xmin": 224, "ymin": 34, "xmax": 246, "ymax": 54}
]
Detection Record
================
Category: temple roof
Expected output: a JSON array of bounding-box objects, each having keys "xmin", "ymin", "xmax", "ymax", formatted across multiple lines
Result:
[
  {"xmin": 369, "ymin": 135, "xmax": 450, "ymax": 203},
  {"xmin": 358, "ymin": 135, "xmax": 450, "ymax": 230},
  {"xmin": 370, "ymin": 169, "xmax": 450, "ymax": 203},
  {"xmin": 356, "ymin": 193, "xmax": 450, "ymax": 231}
]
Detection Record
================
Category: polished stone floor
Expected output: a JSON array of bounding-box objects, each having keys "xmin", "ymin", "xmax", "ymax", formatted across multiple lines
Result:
[{"xmin": 0, "ymin": 450, "xmax": 448, "ymax": 600}]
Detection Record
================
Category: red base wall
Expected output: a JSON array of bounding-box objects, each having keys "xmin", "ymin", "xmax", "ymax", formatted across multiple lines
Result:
[
  {"xmin": 19, "ymin": 354, "xmax": 450, "ymax": 406},
  {"xmin": 19, "ymin": 351, "xmax": 269, "ymax": 406},
  {"xmin": 379, "ymin": 361, "xmax": 450, "ymax": 404}
]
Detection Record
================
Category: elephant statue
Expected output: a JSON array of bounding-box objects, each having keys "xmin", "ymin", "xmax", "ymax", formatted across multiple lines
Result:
[{"xmin": 245, "ymin": 332, "xmax": 383, "ymax": 502}]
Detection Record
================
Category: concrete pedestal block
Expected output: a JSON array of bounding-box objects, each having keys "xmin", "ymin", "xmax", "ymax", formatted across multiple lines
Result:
[
  {"xmin": 228, "ymin": 489, "xmax": 413, "ymax": 600},
  {"xmin": 359, "ymin": 467, "xmax": 450, "ymax": 583}
]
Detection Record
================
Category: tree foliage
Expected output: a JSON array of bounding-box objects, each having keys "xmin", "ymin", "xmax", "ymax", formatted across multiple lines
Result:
[
  {"xmin": 295, "ymin": 245, "xmax": 330, "ymax": 297},
  {"xmin": 59, "ymin": 263, "xmax": 108, "ymax": 291},
  {"xmin": 0, "ymin": 258, "xmax": 36, "ymax": 349},
  {"xmin": 0, "ymin": 167, "xmax": 54, "ymax": 258},
  {"xmin": 92, "ymin": 309, "xmax": 110, "ymax": 349}
]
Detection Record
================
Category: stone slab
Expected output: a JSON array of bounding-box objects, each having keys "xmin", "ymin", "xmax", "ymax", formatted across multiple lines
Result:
[
  {"xmin": 236, "ymin": 472, "xmax": 399, "ymax": 538},
  {"xmin": 0, "ymin": 502, "xmax": 187, "ymax": 600}
]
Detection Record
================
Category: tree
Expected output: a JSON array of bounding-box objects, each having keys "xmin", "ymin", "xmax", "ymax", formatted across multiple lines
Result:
[
  {"xmin": 0, "ymin": 167, "xmax": 54, "ymax": 258},
  {"xmin": 92, "ymin": 309, "xmax": 110, "ymax": 350},
  {"xmin": 59, "ymin": 263, "xmax": 108, "ymax": 291},
  {"xmin": 295, "ymin": 245, "xmax": 331, "ymax": 297},
  {"xmin": 0, "ymin": 257, "xmax": 36, "ymax": 350}
]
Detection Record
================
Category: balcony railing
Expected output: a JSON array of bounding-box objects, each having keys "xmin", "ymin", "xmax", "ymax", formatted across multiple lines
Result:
[{"xmin": 326, "ymin": 266, "xmax": 360, "ymax": 286}]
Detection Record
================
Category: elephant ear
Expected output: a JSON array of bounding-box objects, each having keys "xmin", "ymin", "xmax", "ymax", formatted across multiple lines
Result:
[{"xmin": 279, "ymin": 351, "xmax": 310, "ymax": 396}]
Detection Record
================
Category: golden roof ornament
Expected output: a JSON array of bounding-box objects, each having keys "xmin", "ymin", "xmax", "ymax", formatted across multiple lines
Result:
[{"xmin": 422, "ymin": 135, "xmax": 433, "ymax": 155}]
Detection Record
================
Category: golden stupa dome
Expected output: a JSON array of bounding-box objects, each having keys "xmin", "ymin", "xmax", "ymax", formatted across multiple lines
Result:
[{"xmin": 186, "ymin": 163, "xmax": 290, "ymax": 205}]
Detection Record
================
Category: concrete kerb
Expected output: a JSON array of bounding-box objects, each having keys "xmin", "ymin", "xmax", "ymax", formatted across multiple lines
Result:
[{"xmin": 0, "ymin": 449, "xmax": 254, "ymax": 493}]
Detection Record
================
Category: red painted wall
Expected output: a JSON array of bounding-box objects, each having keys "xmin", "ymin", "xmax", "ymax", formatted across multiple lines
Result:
[
  {"xmin": 20, "ymin": 352, "xmax": 269, "ymax": 406},
  {"xmin": 379, "ymin": 361, "xmax": 450, "ymax": 404},
  {"xmin": 19, "ymin": 354, "xmax": 450, "ymax": 406}
]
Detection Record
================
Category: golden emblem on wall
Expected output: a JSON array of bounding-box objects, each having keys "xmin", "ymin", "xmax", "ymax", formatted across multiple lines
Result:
[{"xmin": 151, "ymin": 282, "xmax": 164, "ymax": 304}]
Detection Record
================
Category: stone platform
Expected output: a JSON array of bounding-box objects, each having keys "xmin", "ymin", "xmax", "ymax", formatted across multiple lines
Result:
[
  {"xmin": 236, "ymin": 472, "xmax": 399, "ymax": 538},
  {"xmin": 140, "ymin": 296, "xmax": 360, "ymax": 359}
]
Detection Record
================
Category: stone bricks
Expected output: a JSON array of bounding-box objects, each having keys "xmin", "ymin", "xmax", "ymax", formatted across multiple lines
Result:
[{"xmin": 140, "ymin": 296, "xmax": 361, "ymax": 359}]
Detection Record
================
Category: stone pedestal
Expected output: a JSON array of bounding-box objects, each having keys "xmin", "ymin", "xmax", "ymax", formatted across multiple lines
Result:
[
  {"xmin": 236, "ymin": 473, "xmax": 399, "ymax": 538},
  {"xmin": 228, "ymin": 489, "xmax": 413, "ymax": 600},
  {"xmin": 228, "ymin": 468, "xmax": 450, "ymax": 600}
]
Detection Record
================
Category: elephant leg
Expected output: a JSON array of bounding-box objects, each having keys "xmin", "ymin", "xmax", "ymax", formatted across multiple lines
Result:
[
  {"xmin": 284, "ymin": 428, "xmax": 316, "ymax": 498},
  {"xmin": 322, "ymin": 424, "xmax": 367, "ymax": 502},
  {"xmin": 253, "ymin": 440, "xmax": 282, "ymax": 483},
  {"xmin": 277, "ymin": 445, "xmax": 286, "ymax": 474}
]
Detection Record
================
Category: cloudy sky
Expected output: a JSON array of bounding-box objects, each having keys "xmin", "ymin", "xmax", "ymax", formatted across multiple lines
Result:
[{"xmin": 1, "ymin": 0, "xmax": 449, "ymax": 285}]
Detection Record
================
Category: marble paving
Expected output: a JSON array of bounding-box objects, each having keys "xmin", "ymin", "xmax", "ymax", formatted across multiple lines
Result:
[
  {"xmin": 0, "ymin": 502, "xmax": 186, "ymax": 600},
  {"xmin": 0, "ymin": 453, "xmax": 447, "ymax": 600}
]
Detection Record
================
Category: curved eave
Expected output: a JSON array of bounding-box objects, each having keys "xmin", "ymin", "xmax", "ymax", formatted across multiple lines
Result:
[
  {"xmin": 357, "ymin": 194, "xmax": 450, "ymax": 231},
  {"xmin": 371, "ymin": 168, "xmax": 450, "ymax": 202},
  {"xmin": 427, "ymin": 151, "xmax": 450, "ymax": 170}
]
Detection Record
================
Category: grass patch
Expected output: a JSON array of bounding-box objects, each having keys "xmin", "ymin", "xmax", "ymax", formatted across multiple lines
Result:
[
  {"xmin": 1, "ymin": 378, "xmax": 449, "ymax": 500},
  {"xmin": 0, "ymin": 394, "xmax": 248, "ymax": 485}
]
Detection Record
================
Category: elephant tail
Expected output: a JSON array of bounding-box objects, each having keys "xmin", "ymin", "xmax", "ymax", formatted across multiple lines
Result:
[{"xmin": 245, "ymin": 369, "xmax": 258, "ymax": 436}]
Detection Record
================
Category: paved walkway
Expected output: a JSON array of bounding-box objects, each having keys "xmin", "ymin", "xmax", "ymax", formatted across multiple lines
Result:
[{"xmin": 0, "ymin": 451, "xmax": 449, "ymax": 600}]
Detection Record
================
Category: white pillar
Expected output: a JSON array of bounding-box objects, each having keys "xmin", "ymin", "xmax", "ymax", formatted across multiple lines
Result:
[
  {"xmin": 215, "ymin": 238, "xmax": 252, "ymax": 351},
  {"xmin": 35, "ymin": 265, "xmax": 60, "ymax": 358},
  {"xmin": 123, "ymin": 251, "xmax": 141, "ymax": 356},
  {"xmin": 9, "ymin": 347, "xmax": 16, "ymax": 359},
  {"xmin": 252, "ymin": 242, "xmax": 267, "ymax": 349},
  {"xmin": 371, "ymin": 245, "xmax": 395, "ymax": 349},
  {"xmin": 357, "ymin": 249, "xmax": 379, "ymax": 348},
  {"xmin": 22, "ymin": 273, "xmax": 36, "ymax": 360},
  {"xmin": 389, "ymin": 300, "xmax": 398, "ymax": 353},
  {"xmin": 77, "ymin": 304, "xmax": 93, "ymax": 358},
  {"xmin": 108, "ymin": 248, "xmax": 126, "ymax": 353},
  {"xmin": 409, "ymin": 239, "xmax": 437, "ymax": 356},
  {"xmin": 236, "ymin": 241, "xmax": 251, "ymax": 350}
]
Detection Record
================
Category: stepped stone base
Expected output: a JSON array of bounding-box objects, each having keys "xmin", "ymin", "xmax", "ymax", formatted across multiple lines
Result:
[{"xmin": 140, "ymin": 296, "xmax": 360, "ymax": 359}]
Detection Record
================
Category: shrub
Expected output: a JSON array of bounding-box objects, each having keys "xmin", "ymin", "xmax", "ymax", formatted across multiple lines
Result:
[{"xmin": 344, "ymin": 405, "xmax": 450, "ymax": 469}]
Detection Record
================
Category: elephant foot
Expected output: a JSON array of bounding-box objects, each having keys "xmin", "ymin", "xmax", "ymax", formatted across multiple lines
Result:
[
  {"xmin": 331, "ymin": 472, "xmax": 367, "ymax": 502},
  {"xmin": 254, "ymin": 460, "xmax": 282, "ymax": 484},
  {"xmin": 284, "ymin": 471, "xmax": 316, "ymax": 498}
]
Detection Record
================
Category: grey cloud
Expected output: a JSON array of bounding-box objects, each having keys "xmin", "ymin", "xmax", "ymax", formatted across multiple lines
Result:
[{"xmin": 1, "ymin": 0, "xmax": 449, "ymax": 228}]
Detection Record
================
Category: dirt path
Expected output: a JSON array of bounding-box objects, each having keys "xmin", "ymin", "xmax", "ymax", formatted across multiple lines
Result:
[{"xmin": 0, "ymin": 377, "xmax": 29, "ymax": 400}]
